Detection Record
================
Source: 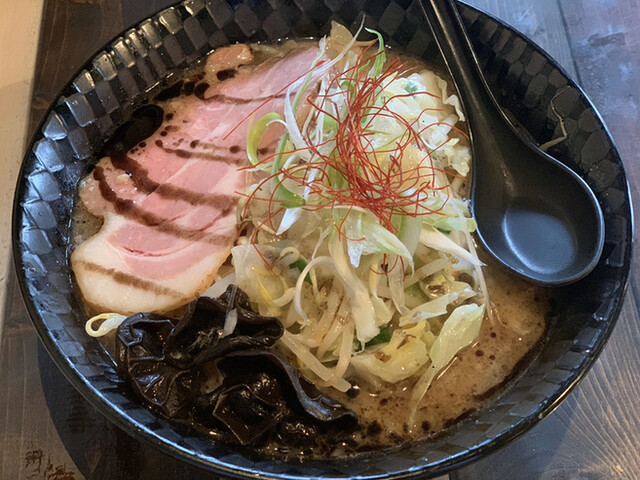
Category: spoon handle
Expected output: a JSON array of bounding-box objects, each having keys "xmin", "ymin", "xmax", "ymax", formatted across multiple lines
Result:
[{"xmin": 418, "ymin": 0, "xmax": 500, "ymax": 127}]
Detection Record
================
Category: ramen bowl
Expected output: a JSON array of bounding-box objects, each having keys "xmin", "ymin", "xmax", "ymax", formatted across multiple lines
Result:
[{"xmin": 13, "ymin": 0, "xmax": 632, "ymax": 477}]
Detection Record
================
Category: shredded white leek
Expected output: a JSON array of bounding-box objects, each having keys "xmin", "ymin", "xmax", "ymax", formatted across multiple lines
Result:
[
  {"xmin": 202, "ymin": 273, "xmax": 236, "ymax": 299},
  {"xmin": 229, "ymin": 22, "xmax": 487, "ymax": 409},
  {"xmin": 222, "ymin": 308, "xmax": 238, "ymax": 338},
  {"xmin": 280, "ymin": 331, "xmax": 352, "ymax": 392}
]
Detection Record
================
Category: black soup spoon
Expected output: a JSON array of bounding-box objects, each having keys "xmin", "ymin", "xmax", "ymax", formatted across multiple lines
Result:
[{"xmin": 419, "ymin": 0, "xmax": 605, "ymax": 286}]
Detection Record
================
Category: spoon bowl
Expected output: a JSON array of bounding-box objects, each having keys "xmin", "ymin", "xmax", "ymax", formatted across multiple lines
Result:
[
  {"xmin": 471, "ymin": 122, "xmax": 604, "ymax": 284},
  {"xmin": 420, "ymin": 0, "xmax": 605, "ymax": 285}
]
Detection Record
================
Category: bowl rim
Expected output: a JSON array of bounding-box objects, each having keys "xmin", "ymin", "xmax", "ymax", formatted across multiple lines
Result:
[{"xmin": 12, "ymin": 0, "xmax": 634, "ymax": 478}]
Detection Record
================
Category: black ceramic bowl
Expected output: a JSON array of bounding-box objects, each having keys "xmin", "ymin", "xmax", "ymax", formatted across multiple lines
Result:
[{"xmin": 13, "ymin": 0, "xmax": 632, "ymax": 478}]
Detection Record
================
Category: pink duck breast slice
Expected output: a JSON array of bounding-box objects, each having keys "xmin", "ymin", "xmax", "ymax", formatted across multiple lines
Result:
[{"xmin": 71, "ymin": 45, "xmax": 321, "ymax": 315}]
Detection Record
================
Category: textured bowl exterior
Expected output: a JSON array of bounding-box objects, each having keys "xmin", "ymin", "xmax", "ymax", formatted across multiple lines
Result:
[{"xmin": 13, "ymin": 0, "xmax": 632, "ymax": 478}]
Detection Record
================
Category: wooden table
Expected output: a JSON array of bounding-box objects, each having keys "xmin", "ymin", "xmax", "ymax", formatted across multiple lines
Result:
[{"xmin": 2, "ymin": 0, "xmax": 639, "ymax": 478}]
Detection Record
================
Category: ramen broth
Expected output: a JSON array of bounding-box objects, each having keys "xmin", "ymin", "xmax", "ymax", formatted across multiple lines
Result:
[
  {"xmin": 72, "ymin": 39, "xmax": 550, "ymax": 456},
  {"xmin": 325, "ymin": 266, "xmax": 548, "ymax": 448}
]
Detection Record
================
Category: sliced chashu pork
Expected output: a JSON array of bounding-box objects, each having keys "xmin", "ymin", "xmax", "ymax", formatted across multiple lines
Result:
[{"xmin": 72, "ymin": 45, "xmax": 320, "ymax": 315}]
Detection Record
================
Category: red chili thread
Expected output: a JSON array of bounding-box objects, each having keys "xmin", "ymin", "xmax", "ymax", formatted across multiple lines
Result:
[{"xmin": 238, "ymin": 40, "xmax": 468, "ymax": 271}]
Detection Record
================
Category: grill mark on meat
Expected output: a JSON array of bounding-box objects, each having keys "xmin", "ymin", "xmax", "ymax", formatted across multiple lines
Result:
[
  {"xmin": 216, "ymin": 69, "xmax": 236, "ymax": 81},
  {"xmin": 160, "ymin": 147, "xmax": 246, "ymax": 164},
  {"xmin": 194, "ymin": 82, "xmax": 210, "ymax": 100},
  {"xmin": 168, "ymin": 143, "xmax": 273, "ymax": 159},
  {"xmin": 206, "ymin": 92, "xmax": 287, "ymax": 104},
  {"xmin": 110, "ymin": 154, "xmax": 239, "ymax": 210},
  {"xmin": 93, "ymin": 166, "xmax": 235, "ymax": 244},
  {"xmin": 183, "ymin": 81, "xmax": 196, "ymax": 96},
  {"xmin": 78, "ymin": 261, "xmax": 184, "ymax": 298},
  {"xmin": 187, "ymin": 141, "xmax": 247, "ymax": 153}
]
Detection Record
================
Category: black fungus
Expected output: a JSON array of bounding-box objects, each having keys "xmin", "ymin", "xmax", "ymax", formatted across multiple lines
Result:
[
  {"xmin": 116, "ymin": 314, "xmax": 199, "ymax": 417},
  {"xmin": 115, "ymin": 286, "xmax": 282, "ymax": 417},
  {"xmin": 219, "ymin": 351, "xmax": 356, "ymax": 421},
  {"xmin": 167, "ymin": 288, "xmax": 284, "ymax": 368},
  {"xmin": 115, "ymin": 286, "xmax": 357, "ymax": 451},
  {"xmin": 194, "ymin": 370, "xmax": 288, "ymax": 445},
  {"xmin": 194, "ymin": 350, "xmax": 357, "ymax": 446}
]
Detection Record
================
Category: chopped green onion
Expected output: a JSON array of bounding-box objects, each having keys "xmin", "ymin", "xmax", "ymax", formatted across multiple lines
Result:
[
  {"xmin": 290, "ymin": 258, "xmax": 312, "ymax": 284},
  {"xmin": 272, "ymin": 135, "xmax": 305, "ymax": 208},
  {"xmin": 353, "ymin": 326, "xmax": 393, "ymax": 351},
  {"xmin": 366, "ymin": 326, "xmax": 392, "ymax": 346},
  {"xmin": 365, "ymin": 27, "xmax": 386, "ymax": 77},
  {"xmin": 405, "ymin": 81, "xmax": 419, "ymax": 94},
  {"xmin": 323, "ymin": 115, "xmax": 338, "ymax": 130},
  {"xmin": 246, "ymin": 112, "xmax": 282, "ymax": 166},
  {"xmin": 279, "ymin": 191, "xmax": 306, "ymax": 209}
]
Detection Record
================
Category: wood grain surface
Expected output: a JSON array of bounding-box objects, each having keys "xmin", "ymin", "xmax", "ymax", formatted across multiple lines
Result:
[{"xmin": 2, "ymin": 0, "xmax": 639, "ymax": 479}]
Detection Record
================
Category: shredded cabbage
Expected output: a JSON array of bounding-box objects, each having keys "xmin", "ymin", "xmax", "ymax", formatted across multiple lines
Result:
[
  {"xmin": 351, "ymin": 327, "xmax": 429, "ymax": 383},
  {"xmin": 223, "ymin": 22, "xmax": 488, "ymax": 417},
  {"xmin": 408, "ymin": 303, "xmax": 485, "ymax": 424}
]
